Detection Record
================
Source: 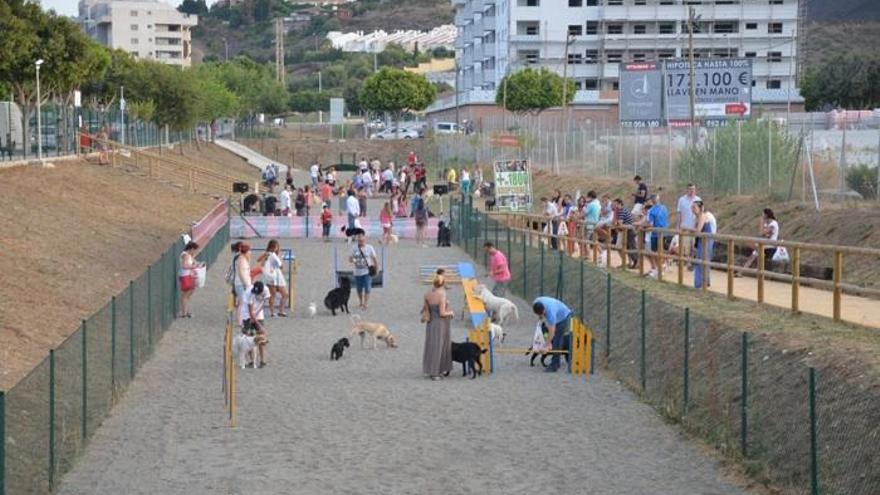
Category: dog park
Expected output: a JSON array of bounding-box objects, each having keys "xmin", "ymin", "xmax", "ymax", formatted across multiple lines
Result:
[{"xmin": 1, "ymin": 137, "xmax": 877, "ymax": 495}]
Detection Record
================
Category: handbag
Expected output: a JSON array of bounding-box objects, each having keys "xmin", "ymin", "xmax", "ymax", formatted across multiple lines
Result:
[
  {"xmin": 179, "ymin": 274, "xmax": 195, "ymax": 291},
  {"xmin": 420, "ymin": 303, "xmax": 430, "ymax": 323},
  {"xmin": 358, "ymin": 245, "xmax": 378, "ymax": 277}
]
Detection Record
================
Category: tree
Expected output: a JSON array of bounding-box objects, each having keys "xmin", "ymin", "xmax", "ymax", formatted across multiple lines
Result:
[
  {"xmin": 178, "ymin": 0, "xmax": 208, "ymax": 15},
  {"xmin": 496, "ymin": 67, "xmax": 575, "ymax": 115},
  {"xmin": 801, "ymin": 54, "xmax": 880, "ymax": 110},
  {"xmin": 360, "ymin": 67, "xmax": 436, "ymax": 126},
  {"xmin": 288, "ymin": 90, "xmax": 329, "ymax": 113}
]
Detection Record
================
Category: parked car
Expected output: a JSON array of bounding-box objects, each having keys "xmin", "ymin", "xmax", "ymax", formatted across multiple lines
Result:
[
  {"xmin": 369, "ymin": 128, "xmax": 420, "ymax": 140},
  {"xmin": 434, "ymin": 122, "xmax": 461, "ymax": 135},
  {"xmin": 367, "ymin": 119, "xmax": 386, "ymax": 130}
]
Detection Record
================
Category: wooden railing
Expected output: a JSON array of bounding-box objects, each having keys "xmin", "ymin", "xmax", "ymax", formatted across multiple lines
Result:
[
  {"xmin": 491, "ymin": 211, "xmax": 880, "ymax": 324},
  {"xmin": 82, "ymin": 135, "xmax": 241, "ymax": 196}
]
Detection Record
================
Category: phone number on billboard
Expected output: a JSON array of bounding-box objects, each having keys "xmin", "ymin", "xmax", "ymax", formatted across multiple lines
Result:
[{"xmin": 621, "ymin": 120, "xmax": 662, "ymax": 129}]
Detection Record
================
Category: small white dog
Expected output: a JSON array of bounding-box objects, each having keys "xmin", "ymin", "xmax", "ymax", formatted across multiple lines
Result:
[
  {"xmin": 474, "ymin": 284, "xmax": 519, "ymax": 325},
  {"xmin": 307, "ymin": 302, "xmax": 317, "ymax": 318},
  {"xmin": 232, "ymin": 332, "xmax": 256, "ymax": 369},
  {"xmin": 489, "ymin": 322, "xmax": 505, "ymax": 344},
  {"xmin": 389, "ymin": 233, "xmax": 399, "ymax": 244}
]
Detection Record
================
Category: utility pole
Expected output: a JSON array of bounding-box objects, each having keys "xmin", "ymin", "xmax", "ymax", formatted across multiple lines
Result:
[
  {"xmin": 275, "ymin": 18, "xmax": 285, "ymax": 84},
  {"xmin": 373, "ymin": 51, "xmax": 378, "ymax": 72},
  {"xmin": 687, "ymin": 6, "xmax": 697, "ymax": 144},
  {"xmin": 318, "ymin": 71, "xmax": 322, "ymax": 93},
  {"xmin": 561, "ymin": 34, "xmax": 575, "ymax": 128}
]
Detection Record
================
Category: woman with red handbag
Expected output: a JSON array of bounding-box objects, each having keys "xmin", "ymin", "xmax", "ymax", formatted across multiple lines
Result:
[{"xmin": 178, "ymin": 241, "xmax": 203, "ymax": 318}]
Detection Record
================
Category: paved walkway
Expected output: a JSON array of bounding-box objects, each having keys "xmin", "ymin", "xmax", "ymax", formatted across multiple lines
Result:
[{"xmin": 58, "ymin": 239, "xmax": 748, "ymax": 495}]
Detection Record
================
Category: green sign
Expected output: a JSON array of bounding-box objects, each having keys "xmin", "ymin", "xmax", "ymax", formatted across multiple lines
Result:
[{"xmin": 493, "ymin": 159, "xmax": 532, "ymax": 212}]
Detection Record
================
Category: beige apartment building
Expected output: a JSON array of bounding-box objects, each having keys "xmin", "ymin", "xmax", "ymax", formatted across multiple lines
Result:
[{"xmin": 79, "ymin": 0, "xmax": 198, "ymax": 67}]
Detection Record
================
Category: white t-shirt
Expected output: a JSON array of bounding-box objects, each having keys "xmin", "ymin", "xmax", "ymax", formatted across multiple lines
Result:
[
  {"xmin": 544, "ymin": 201, "xmax": 560, "ymax": 219},
  {"xmin": 350, "ymin": 244, "xmax": 377, "ymax": 277},
  {"xmin": 238, "ymin": 286, "xmax": 270, "ymax": 323},
  {"xmin": 461, "ymin": 170, "xmax": 470, "ymax": 182},
  {"xmin": 766, "ymin": 219, "xmax": 779, "ymax": 241},
  {"xmin": 382, "ymin": 169, "xmax": 393, "ymax": 182},
  {"xmin": 280, "ymin": 189, "xmax": 292, "ymax": 210},
  {"xmin": 346, "ymin": 195, "xmax": 361, "ymax": 217},
  {"xmin": 361, "ymin": 170, "xmax": 373, "ymax": 185},
  {"xmin": 310, "ymin": 164, "xmax": 319, "ymax": 178},
  {"xmin": 677, "ymin": 194, "xmax": 701, "ymax": 229}
]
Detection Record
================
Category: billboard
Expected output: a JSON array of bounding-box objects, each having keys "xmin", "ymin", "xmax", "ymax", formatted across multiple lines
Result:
[
  {"xmin": 329, "ymin": 97, "xmax": 344, "ymax": 125},
  {"xmin": 619, "ymin": 62, "xmax": 663, "ymax": 128},
  {"xmin": 664, "ymin": 58, "xmax": 753, "ymax": 127},
  {"xmin": 492, "ymin": 159, "xmax": 532, "ymax": 212}
]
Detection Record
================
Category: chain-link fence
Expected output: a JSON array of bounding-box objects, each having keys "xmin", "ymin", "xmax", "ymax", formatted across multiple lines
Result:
[
  {"xmin": 450, "ymin": 195, "xmax": 880, "ymax": 495},
  {"xmin": 0, "ymin": 220, "xmax": 230, "ymax": 495},
  {"xmin": 429, "ymin": 114, "xmax": 880, "ymax": 201}
]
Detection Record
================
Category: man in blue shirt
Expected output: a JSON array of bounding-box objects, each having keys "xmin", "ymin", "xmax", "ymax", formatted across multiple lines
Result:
[
  {"xmin": 532, "ymin": 297, "xmax": 573, "ymax": 372},
  {"xmin": 641, "ymin": 194, "xmax": 669, "ymax": 278}
]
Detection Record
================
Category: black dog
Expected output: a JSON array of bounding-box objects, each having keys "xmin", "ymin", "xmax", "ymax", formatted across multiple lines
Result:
[
  {"xmin": 526, "ymin": 324, "xmax": 570, "ymax": 367},
  {"xmin": 450, "ymin": 342, "xmax": 486, "ymax": 379},
  {"xmin": 484, "ymin": 198, "xmax": 496, "ymax": 211},
  {"xmin": 324, "ymin": 277, "xmax": 351, "ymax": 316},
  {"xmin": 437, "ymin": 221, "xmax": 451, "ymax": 247},
  {"xmin": 331, "ymin": 337, "xmax": 350, "ymax": 360}
]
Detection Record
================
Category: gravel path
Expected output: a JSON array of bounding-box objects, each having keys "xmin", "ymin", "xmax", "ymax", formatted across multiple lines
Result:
[{"xmin": 57, "ymin": 239, "xmax": 748, "ymax": 495}]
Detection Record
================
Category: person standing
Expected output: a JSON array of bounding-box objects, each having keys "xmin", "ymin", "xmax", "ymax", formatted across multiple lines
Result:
[
  {"xmin": 320, "ymin": 203, "xmax": 333, "ymax": 242},
  {"xmin": 532, "ymin": 296, "xmax": 573, "ymax": 373},
  {"xmin": 349, "ymin": 233, "xmax": 379, "ymax": 310},
  {"xmin": 178, "ymin": 241, "xmax": 203, "ymax": 318},
  {"xmin": 483, "ymin": 242, "xmax": 511, "ymax": 296},
  {"xmin": 381, "ymin": 166, "xmax": 394, "ymax": 194},
  {"xmin": 233, "ymin": 243, "xmax": 253, "ymax": 303},
  {"xmin": 642, "ymin": 194, "xmax": 669, "ymax": 278},
  {"xmin": 446, "ymin": 166, "xmax": 458, "ymax": 191},
  {"xmin": 380, "ymin": 201, "xmax": 394, "ymax": 245},
  {"xmin": 310, "ymin": 161, "xmax": 320, "ymax": 189},
  {"xmin": 320, "ymin": 179, "xmax": 333, "ymax": 206},
  {"xmin": 346, "ymin": 189, "xmax": 360, "ymax": 231},
  {"xmin": 238, "ymin": 281, "xmax": 270, "ymax": 368},
  {"xmin": 422, "ymin": 275, "xmax": 454, "ymax": 380},
  {"xmin": 413, "ymin": 188, "xmax": 429, "ymax": 247},
  {"xmin": 585, "ymin": 191, "xmax": 601, "ymax": 240},
  {"xmin": 632, "ymin": 175, "xmax": 648, "ymax": 207},
  {"xmin": 612, "ymin": 198, "xmax": 638, "ymax": 268},
  {"xmin": 692, "ymin": 201, "xmax": 717, "ymax": 291},
  {"xmin": 257, "ymin": 240, "xmax": 289, "ymax": 317},
  {"xmin": 676, "ymin": 183, "xmax": 701, "ymax": 269},
  {"xmin": 279, "ymin": 185, "xmax": 292, "ymax": 217},
  {"xmin": 460, "ymin": 167, "xmax": 471, "ymax": 195},
  {"xmin": 357, "ymin": 186, "xmax": 368, "ymax": 218}
]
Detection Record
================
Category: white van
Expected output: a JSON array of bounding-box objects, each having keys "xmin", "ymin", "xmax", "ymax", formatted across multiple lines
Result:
[{"xmin": 434, "ymin": 122, "xmax": 461, "ymax": 134}]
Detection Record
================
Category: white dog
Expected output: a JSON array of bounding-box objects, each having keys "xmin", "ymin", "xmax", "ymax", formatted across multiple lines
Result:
[
  {"xmin": 389, "ymin": 233, "xmax": 399, "ymax": 244},
  {"xmin": 473, "ymin": 284, "xmax": 519, "ymax": 325},
  {"xmin": 232, "ymin": 332, "xmax": 256, "ymax": 369},
  {"xmin": 307, "ymin": 302, "xmax": 317, "ymax": 318},
  {"xmin": 489, "ymin": 322, "xmax": 505, "ymax": 344}
]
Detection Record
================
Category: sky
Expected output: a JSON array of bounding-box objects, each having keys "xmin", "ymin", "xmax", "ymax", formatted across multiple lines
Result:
[{"xmin": 41, "ymin": 0, "xmax": 218, "ymax": 17}]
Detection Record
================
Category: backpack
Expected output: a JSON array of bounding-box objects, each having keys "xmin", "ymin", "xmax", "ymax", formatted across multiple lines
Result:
[{"xmin": 224, "ymin": 255, "xmax": 239, "ymax": 286}]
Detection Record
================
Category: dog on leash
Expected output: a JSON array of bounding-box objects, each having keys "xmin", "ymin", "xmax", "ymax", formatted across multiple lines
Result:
[
  {"xmin": 473, "ymin": 284, "xmax": 519, "ymax": 325},
  {"xmin": 324, "ymin": 277, "xmax": 351, "ymax": 316},
  {"xmin": 330, "ymin": 337, "xmax": 350, "ymax": 360},
  {"xmin": 349, "ymin": 315, "xmax": 399, "ymax": 349},
  {"xmin": 450, "ymin": 342, "xmax": 486, "ymax": 379},
  {"xmin": 232, "ymin": 331, "xmax": 256, "ymax": 369},
  {"xmin": 307, "ymin": 302, "xmax": 317, "ymax": 318}
]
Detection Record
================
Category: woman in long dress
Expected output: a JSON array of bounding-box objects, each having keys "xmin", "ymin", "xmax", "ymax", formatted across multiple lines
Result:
[
  {"xmin": 422, "ymin": 275, "xmax": 454, "ymax": 380},
  {"xmin": 692, "ymin": 200, "xmax": 717, "ymax": 292}
]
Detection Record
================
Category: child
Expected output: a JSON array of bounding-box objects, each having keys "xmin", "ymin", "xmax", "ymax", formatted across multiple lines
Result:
[
  {"xmin": 320, "ymin": 203, "xmax": 333, "ymax": 242},
  {"xmin": 379, "ymin": 201, "xmax": 393, "ymax": 245}
]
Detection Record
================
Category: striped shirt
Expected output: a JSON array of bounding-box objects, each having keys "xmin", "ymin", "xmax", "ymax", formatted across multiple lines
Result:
[{"xmin": 615, "ymin": 207, "xmax": 634, "ymax": 225}]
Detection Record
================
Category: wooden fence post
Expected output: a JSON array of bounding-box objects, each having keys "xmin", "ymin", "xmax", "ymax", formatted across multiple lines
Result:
[
  {"xmin": 833, "ymin": 250, "xmax": 842, "ymax": 321},
  {"xmin": 792, "ymin": 247, "xmax": 801, "ymax": 313}
]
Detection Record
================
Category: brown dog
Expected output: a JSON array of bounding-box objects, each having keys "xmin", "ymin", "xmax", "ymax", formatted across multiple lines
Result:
[{"xmin": 349, "ymin": 315, "xmax": 399, "ymax": 349}]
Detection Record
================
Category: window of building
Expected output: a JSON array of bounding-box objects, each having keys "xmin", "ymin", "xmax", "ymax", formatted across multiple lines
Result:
[
  {"xmin": 768, "ymin": 22, "xmax": 783, "ymax": 33},
  {"xmin": 659, "ymin": 22, "xmax": 675, "ymax": 34},
  {"xmin": 130, "ymin": 51, "xmax": 139, "ymax": 57},
  {"xmin": 568, "ymin": 25, "xmax": 583, "ymax": 36},
  {"xmin": 607, "ymin": 23, "xmax": 623, "ymax": 35},
  {"xmin": 607, "ymin": 0, "xmax": 622, "ymax": 5},
  {"xmin": 769, "ymin": 0, "xmax": 784, "ymax": 4},
  {"xmin": 584, "ymin": 49, "xmax": 598, "ymax": 64},
  {"xmin": 767, "ymin": 80, "xmax": 782, "ymax": 89},
  {"xmin": 568, "ymin": 53, "xmax": 583, "ymax": 64},
  {"xmin": 130, "ymin": 10, "xmax": 138, "ymax": 16},
  {"xmin": 131, "ymin": 24, "xmax": 138, "ymax": 31},
  {"xmin": 586, "ymin": 0, "xmax": 597, "ymax": 5},
  {"xmin": 131, "ymin": 38, "xmax": 139, "ymax": 44},
  {"xmin": 517, "ymin": 21, "xmax": 540, "ymax": 35},
  {"xmin": 574, "ymin": 81, "xmax": 583, "ymax": 90},
  {"xmin": 606, "ymin": 51, "xmax": 622, "ymax": 63},
  {"xmin": 745, "ymin": 23, "xmax": 757, "ymax": 30},
  {"xmin": 568, "ymin": 0, "xmax": 581, "ymax": 6},
  {"xmin": 634, "ymin": 0, "xmax": 646, "ymax": 5},
  {"xmin": 658, "ymin": 50, "xmax": 675, "ymax": 59},
  {"xmin": 518, "ymin": 50, "xmax": 539, "ymax": 64},
  {"xmin": 745, "ymin": 51, "xmax": 756, "ymax": 58},
  {"xmin": 526, "ymin": 24, "xmax": 539, "ymax": 35},
  {"xmin": 631, "ymin": 53, "xmax": 646, "ymax": 62},
  {"xmin": 767, "ymin": 51, "xmax": 783, "ymax": 62},
  {"xmin": 517, "ymin": 0, "xmax": 539, "ymax": 6},
  {"xmin": 612, "ymin": 81, "xmax": 620, "ymax": 90},
  {"xmin": 584, "ymin": 78, "xmax": 598, "ymax": 90},
  {"xmin": 633, "ymin": 24, "xmax": 646, "ymax": 34},
  {"xmin": 586, "ymin": 21, "xmax": 598, "ymax": 35},
  {"xmin": 714, "ymin": 22, "xmax": 737, "ymax": 33}
]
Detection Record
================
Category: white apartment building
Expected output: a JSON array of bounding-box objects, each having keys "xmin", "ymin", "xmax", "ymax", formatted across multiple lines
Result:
[
  {"xmin": 79, "ymin": 0, "xmax": 198, "ymax": 67},
  {"xmin": 454, "ymin": 0, "xmax": 800, "ymax": 93}
]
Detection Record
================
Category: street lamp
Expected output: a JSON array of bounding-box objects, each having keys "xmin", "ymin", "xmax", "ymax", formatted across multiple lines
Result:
[{"xmin": 35, "ymin": 59, "xmax": 44, "ymax": 160}]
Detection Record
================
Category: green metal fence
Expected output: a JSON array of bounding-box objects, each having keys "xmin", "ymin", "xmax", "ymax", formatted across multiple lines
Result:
[
  {"xmin": 450, "ymin": 196, "xmax": 880, "ymax": 495},
  {"xmin": 0, "ymin": 220, "xmax": 229, "ymax": 495}
]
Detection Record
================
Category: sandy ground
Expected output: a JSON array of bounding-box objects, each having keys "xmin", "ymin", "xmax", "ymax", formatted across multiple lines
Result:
[{"xmin": 57, "ymin": 239, "xmax": 748, "ymax": 495}]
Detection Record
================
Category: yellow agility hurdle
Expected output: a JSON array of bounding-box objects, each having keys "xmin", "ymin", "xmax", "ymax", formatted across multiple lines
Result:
[
  {"xmin": 223, "ymin": 293, "xmax": 237, "ymax": 427},
  {"xmin": 468, "ymin": 319, "xmax": 493, "ymax": 374},
  {"xmin": 470, "ymin": 318, "xmax": 594, "ymax": 377}
]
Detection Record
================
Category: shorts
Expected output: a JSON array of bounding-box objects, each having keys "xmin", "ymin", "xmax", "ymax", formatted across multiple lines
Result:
[
  {"xmin": 415, "ymin": 217, "xmax": 427, "ymax": 227},
  {"xmin": 354, "ymin": 274, "xmax": 372, "ymax": 294},
  {"xmin": 650, "ymin": 234, "xmax": 672, "ymax": 253}
]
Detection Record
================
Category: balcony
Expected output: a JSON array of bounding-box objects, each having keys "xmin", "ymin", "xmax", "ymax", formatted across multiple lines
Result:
[{"xmin": 483, "ymin": 42, "xmax": 495, "ymax": 59}]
